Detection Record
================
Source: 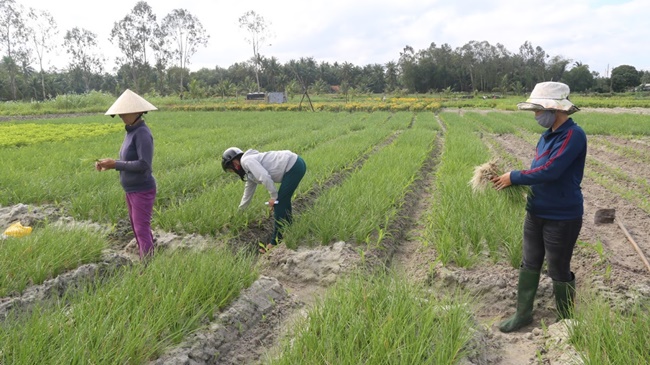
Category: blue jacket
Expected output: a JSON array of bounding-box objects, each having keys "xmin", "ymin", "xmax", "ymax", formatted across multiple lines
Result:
[
  {"xmin": 510, "ymin": 118, "xmax": 587, "ymax": 220},
  {"xmin": 115, "ymin": 121, "xmax": 156, "ymax": 193}
]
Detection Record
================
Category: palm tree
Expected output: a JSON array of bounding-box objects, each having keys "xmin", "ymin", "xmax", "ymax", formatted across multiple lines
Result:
[{"xmin": 215, "ymin": 79, "xmax": 236, "ymax": 98}]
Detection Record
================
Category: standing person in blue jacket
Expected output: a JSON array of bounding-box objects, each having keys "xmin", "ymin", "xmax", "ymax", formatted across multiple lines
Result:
[
  {"xmin": 96, "ymin": 89, "xmax": 157, "ymax": 261},
  {"xmin": 221, "ymin": 147, "xmax": 307, "ymax": 253},
  {"xmin": 491, "ymin": 81, "xmax": 587, "ymax": 332}
]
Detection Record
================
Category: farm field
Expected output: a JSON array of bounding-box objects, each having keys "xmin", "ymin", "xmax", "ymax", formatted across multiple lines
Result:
[{"xmin": 1, "ymin": 109, "xmax": 649, "ymax": 364}]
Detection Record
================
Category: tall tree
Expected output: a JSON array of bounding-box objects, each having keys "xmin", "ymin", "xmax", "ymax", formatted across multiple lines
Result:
[
  {"xmin": 413, "ymin": 43, "xmax": 439, "ymax": 92},
  {"xmin": 458, "ymin": 42, "xmax": 477, "ymax": 92},
  {"xmin": 317, "ymin": 61, "xmax": 339, "ymax": 86},
  {"xmin": 546, "ymin": 55, "xmax": 570, "ymax": 82},
  {"xmin": 360, "ymin": 63, "xmax": 386, "ymax": 93},
  {"xmin": 109, "ymin": 1, "xmax": 157, "ymax": 92},
  {"xmin": 214, "ymin": 79, "xmax": 236, "ymax": 98},
  {"xmin": 259, "ymin": 55, "xmax": 283, "ymax": 91},
  {"xmin": 238, "ymin": 10, "xmax": 271, "ymax": 92},
  {"xmin": 0, "ymin": 0, "xmax": 28, "ymax": 100},
  {"xmin": 398, "ymin": 45, "xmax": 418, "ymax": 93},
  {"xmin": 431, "ymin": 43, "xmax": 456, "ymax": 91},
  {"xmin": 63, "ymin": 27, "xmax": 105, "ymax": 92},
  {"xmin": 160, "ymin": 8, "xmax": 209, "ymax": 97},
  {"xmin": 151, "ymin": 22, "xmax": 172, "ymax": 95},
  {"xmin": 384, "ymin": 61, "xmax": 399, "ymax": 92},
  {"xmin": 227, "ymin": 61, "xmax": 256, "ymax": 87},
  {"xmin": 610, "ymin": 65, "xmax": 640, "ymax": 92},
  {"xmin": 517, "ymin": 41, "xmax": 548, "ymax": 90},
  {"xmin": 339, "ymin": 61, "xmax": 361, "ymax": 90},
  {"xmin": 562, "ymin": 63, "xmax": 594, "ymax": 92},
  {"xmin": 287, "ymin": 57, "xmax": 319, "ymax": 91},
  {"xmin": 27, "ymin": 7, "xmax": 58, "ymax": 100}
]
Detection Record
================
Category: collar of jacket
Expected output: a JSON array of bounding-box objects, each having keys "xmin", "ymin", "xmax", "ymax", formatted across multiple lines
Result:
[
  {"xmin": 543, "ymin": 118, "xmax": 574, "ymax": 138},
  {"xmin": 125, "ymin": 120, "xmax": 146, "ymax": 132}
]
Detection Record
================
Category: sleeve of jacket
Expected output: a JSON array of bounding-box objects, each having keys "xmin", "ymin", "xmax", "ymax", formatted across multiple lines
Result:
[
  {"xmin": 238, "ymin": 180, "xmax": 257, "ymax": 210},
  {"xmin": 510, "ymin": 128, "xmax": 586, "ymax": 186}
]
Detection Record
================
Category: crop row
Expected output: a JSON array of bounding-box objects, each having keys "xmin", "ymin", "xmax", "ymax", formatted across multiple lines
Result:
[
  {"xmin": 0, "ymin": 122, "xmax": 122, "ymax": 148},
  {"xmin": 155, "ymin": 112, "xmax": 410, "ymax": 236},
  {"xmin": 0, "ymin": 248, "xmax": 257, "ymax": 363},
  {"xmin": 285, "ymin": 114, "xmax": 439, "ymax": 246},
  {"xmin": 422, "ymin": 112, "xmax": 525, "ymax": 268},
  {"xmin": 2, "ymin": 111, "xmax": 650, "ymax": 364}
]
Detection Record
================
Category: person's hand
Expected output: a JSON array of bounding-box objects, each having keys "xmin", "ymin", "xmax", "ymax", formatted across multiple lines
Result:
[
  {"xmin": 491, "ymin": 172, "xmax": 512, "ymax": 191},
  {"xmin": 95, "ymin": 158, "xmax": 116, "ymax": 171},
  {"xmin": 267, "ymin": 198, "xmax": 276, "ymax": 209}
]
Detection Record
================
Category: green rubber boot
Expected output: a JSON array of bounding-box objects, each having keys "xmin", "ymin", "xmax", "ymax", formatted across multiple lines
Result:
[
  {"xmin": 499, "ymin": 268, "xmax": 541, "ymax": 333},
  {"xmin": 553, "ymin": 272, "xmax": 576, "ymax": 320}
]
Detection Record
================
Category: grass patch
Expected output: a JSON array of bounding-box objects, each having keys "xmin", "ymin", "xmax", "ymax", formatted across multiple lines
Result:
[
  {"xmin": 0, "ymin": 247, "xmax": 257, "ymax": 364},
  {"xmin": 270, "ymin": 271, "xmax": 475, "ymax": 364},
  {"xmin": 570, "ymin": 291, "xmax": 650, "ymax": 364},
  {"xmin": 0, "ymin": 223, "xmax": 107, "ymax": 297}
]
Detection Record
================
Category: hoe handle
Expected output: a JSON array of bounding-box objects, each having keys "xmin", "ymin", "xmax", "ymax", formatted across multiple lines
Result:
[{"xmin": 616, "ymin": 218, "xmax": 650, "ymax": 273}]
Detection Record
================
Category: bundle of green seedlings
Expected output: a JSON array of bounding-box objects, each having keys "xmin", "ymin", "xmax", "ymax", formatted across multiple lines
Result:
[{"xmin": 469, "ymin": 159, "xmax": 531, "ymax": 203}]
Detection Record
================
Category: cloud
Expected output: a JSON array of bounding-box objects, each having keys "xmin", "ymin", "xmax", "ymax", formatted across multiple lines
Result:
[{"xmin": 16, "ymin": 0, "xmax": 650, "ymax": 75}]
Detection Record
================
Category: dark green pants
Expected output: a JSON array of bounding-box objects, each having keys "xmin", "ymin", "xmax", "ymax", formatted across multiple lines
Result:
[{"xmin": 271, "ymin": 156, "xmax": 306, "ymax": 244}]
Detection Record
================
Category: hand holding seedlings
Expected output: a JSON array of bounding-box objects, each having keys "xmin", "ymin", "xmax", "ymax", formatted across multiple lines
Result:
[
  {"xmin": 469, "ymin": 159, "xmax": 500, "ymax": 192},
  {"xmin": 95, "ymin": 159, "xmax": 106, "ymax": 171},
  {"xmin": 95, "ymin": 158, "xmax": 116, "ymax": 171},
  {"xmin": 491, "ymin": 172, "xmax": 512, "ymax": 191}
]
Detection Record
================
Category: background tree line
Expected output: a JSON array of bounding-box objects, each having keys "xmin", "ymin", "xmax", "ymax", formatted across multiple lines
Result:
[{"xmin": 1, "ymin": 0, "xmax": 649, "ymax": 102}]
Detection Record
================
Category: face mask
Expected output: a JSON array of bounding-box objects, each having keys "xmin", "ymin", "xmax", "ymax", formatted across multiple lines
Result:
[{"xmin": 535, "ymin": 110, "xmax": 556, "ymax": 128}]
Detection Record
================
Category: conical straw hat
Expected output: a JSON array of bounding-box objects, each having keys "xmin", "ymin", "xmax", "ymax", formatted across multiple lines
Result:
[{"xmin": 105, "ymin": 89, "xmax": 158, "ymax": 116}]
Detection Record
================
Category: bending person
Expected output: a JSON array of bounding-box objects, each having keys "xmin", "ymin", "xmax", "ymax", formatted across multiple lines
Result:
[{"xmin": 222, "ymin": 147, "xmax": 307, "ymax": 253}]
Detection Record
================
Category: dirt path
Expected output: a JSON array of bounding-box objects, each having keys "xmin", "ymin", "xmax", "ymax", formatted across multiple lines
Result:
[
  {"xmin": 388, "ymin": 115, "xmax": 550, "ymax": 364},
  {"xmin": 0, "ymin": 113, "xmax": 96, "ymax": 122},
  {"xmin": 427, "ymin": 126, "xmax": 650, "ymax": 365},
  {"xmin": 494, "ymin": 133, "xmax": 650, "ymax": 276}
]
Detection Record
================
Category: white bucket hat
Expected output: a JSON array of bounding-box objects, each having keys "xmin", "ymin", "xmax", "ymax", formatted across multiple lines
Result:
[
  {"xmin": 517, "ymin": 82, "xmax": 579, "ymax": 115},
  {"xmin": 105, "ymin": 89, "xmax": 158, "ymax": 117}
]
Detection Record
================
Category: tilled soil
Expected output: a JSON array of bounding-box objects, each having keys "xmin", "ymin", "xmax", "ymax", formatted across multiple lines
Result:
[{"xmin": 2, "ymin": 109, "xmax": 650, "ymax": 364}]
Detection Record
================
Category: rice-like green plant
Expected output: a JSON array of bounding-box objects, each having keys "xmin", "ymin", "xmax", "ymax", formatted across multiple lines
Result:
[
  {"xmin": 269, "ymin": 271, "xmax": 475, "ymax": 364},
  {"xmin": 424, "ymin": 113, "xmax": 525, "ymax": 267},
  {"xmin": 0, "ymin": 223, "xmax": 107, "ymax": 297},
  {"xmin": 569, "ymin": 291, "xmax": 650, "ymax": 364},
  {"xmin": 0, "ymin": 247, "xmax": 257, "ymax": 364}
]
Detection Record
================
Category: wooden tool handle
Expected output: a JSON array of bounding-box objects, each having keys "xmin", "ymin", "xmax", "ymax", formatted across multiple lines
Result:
[{"xmin": 616, "ymin": 218, "xmax": 650, "ymax": 273}]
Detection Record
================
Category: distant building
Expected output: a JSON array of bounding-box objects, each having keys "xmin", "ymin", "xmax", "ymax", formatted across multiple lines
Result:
[
  {"xmin": 246, "ymin": 92, "xmax": 265, "ymax": 100},
  {"xmin": 267, "ymin": 92, "xmax": 287, "ymax": 104},
  {"xmin": 636, "ymin": 83, "xmax": 650, "ymax": 91}
]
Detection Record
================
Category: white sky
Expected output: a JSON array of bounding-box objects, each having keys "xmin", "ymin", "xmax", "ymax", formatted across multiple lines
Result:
[{"xmin": 15, "ymin": 0, "xmax": 650, "ymax": 77}]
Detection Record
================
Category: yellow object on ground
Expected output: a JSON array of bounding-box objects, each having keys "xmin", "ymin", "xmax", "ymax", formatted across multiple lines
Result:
[{"xmin": 3, "ymin": 222, "xmax": 33, "ymax": 238}]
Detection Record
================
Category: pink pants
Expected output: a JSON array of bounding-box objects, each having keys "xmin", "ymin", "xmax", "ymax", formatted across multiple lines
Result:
[{"xmin": 126, "ymin": 189, "xmax": 156, "ymax": 259}]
